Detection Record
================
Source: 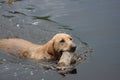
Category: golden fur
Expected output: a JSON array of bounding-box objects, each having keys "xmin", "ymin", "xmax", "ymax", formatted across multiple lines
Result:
[{"xmin": 0, "ymin": 33, "xmax": 76, "ymax": 60}]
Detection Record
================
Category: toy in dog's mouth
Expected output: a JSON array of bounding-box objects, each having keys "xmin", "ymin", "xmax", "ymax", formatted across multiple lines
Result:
[{"xmin": 56, "ymin": 51, "xmax": 78, "ymax": 70}]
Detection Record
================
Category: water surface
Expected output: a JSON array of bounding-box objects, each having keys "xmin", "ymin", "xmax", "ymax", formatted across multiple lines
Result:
[{"xmin": 0, "ymin": 0, "xmax": 120, "ymax": 80}]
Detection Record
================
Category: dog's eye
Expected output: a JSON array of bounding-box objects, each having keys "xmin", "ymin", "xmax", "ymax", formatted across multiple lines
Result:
[
  {"xmin": 69, "ymin": 38, "xmax": 72, "ymax": 40},
  {"xmin": 60, "ymin": 39, "xmax": 65, "ymax": 43}
]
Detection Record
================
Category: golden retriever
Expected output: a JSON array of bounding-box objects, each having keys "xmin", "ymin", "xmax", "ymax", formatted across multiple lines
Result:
[{"xmin": 0, "ymin": 33, "xmax": 76, "ymax": 61}]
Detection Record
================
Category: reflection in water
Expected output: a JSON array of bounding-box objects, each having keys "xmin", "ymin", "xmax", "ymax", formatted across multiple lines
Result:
[
  {"xmin": 8, "ymin": 11, "xmax": 27, "ymax": 16},
  {"xmin": 0, "ymin": 1, "xmax": 6, "ymax": 4},
  {"xmin": 2, "ymin": 9, "xmax": 73, "ymax": 31},
  {"xmin": 58, "ymin": 68, "xmax": 77, "ymax": 77},
  {"xmin": 58, "ymin": 26, "xmax": 73, "ymax": 31},
  {"xmin": 2, "ymin": 15, "xmax": 14, "ymax": 19},
  {"xmin": 25, "ymin": 7, "xmax": 35, "ymax": 11},
  {"xmin": 32, "ymin": 15, "xmax": 73, "ymax": 31}
]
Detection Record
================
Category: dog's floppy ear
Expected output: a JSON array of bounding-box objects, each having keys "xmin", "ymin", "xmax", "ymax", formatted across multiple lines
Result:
[
  {"xmin": 45, "ymin": 38, "xmax": 56, "ymax": 56},
  {"xmin": 45, "ymin": 38, "xmax": 61, "ymax": 60}
]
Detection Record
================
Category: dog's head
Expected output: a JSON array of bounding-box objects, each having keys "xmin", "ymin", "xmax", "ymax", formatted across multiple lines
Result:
[
  {"xmin": 45, "ymin": 33, "xmax": 76, "ymax": 60},
  {"xmin": 52, "ymin": 33, "xmax": 76, "ymax": 54}
]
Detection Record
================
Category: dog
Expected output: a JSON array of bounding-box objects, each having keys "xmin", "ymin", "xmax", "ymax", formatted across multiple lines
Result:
[{"xmin": 0, "ymin": 33, "xmax": 76, "ymax": 61}]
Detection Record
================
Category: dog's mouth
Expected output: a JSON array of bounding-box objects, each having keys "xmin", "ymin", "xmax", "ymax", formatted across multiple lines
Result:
[
  {"xmin": 59, "ymin": 49, "xmax": 75, "ymax": 57},
  {"xmin": 69, "ymin": 46, "xmax": 76, "ymax": 52},
  {"xmin": 58, "ymin": 43, "xmax": 77, "ymax": 54},
  {"xmin": 60, "ymin": 47, "xmax": 76, "ymax": 53},
  {"xmin": 58, "ymin": 46, "xmax": 76, "ymax": 60}
]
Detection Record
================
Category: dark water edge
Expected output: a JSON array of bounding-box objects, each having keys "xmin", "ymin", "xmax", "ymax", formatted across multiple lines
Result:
[{"xmin": 0, "ymin": 0, "xmax": 120, "ymax": 80}]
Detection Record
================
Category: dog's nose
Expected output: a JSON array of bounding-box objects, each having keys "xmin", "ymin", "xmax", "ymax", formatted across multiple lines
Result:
[{"xmin": 70, "ymin": 44, "xmax": 77, "ymax": 52}]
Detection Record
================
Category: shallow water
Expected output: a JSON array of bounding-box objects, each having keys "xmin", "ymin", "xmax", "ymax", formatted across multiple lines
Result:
[{"xmin": 0, "ymin": 0, "xmax": 120, "ymax": 80}]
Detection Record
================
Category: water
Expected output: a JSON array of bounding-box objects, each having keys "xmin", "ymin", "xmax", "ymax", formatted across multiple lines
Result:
[{"xmin": 0, "ymin": 0, "xmax": 120, "ymax": 80}]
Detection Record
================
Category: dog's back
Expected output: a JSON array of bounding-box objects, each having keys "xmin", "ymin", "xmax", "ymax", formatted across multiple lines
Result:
[
  {"xmin": 0, "ymin": 39, "xmax": 39, "ymax": 57},
  {"xmin": 0, "ymin": 39, "xmax": 33, "ymax": 50}
]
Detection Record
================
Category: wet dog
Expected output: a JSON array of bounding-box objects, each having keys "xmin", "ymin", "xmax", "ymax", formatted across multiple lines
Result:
[{"xmin": 0, "ymin": 33, "xmax": 76, "ymax": 62}]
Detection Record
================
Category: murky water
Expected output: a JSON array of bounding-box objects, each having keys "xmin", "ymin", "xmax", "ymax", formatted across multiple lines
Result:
[{"xmin": 0, "ymin": 0, "xmax": 120, "ymax": 80}]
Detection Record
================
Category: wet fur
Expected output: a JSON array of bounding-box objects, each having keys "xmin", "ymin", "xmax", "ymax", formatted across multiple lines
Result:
[{"xmin": 0, "ymin": 33, "xmax": 76, "ymax": 61}]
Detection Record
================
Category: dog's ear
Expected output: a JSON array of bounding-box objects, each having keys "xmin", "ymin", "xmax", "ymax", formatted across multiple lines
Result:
[
  {"xmin": 46, "ymin": 38, "xmax": 60, "ymax": 60},
  {"xmin": 46, "ymin": 39, "xmax": 55, "ymax": 56}
]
